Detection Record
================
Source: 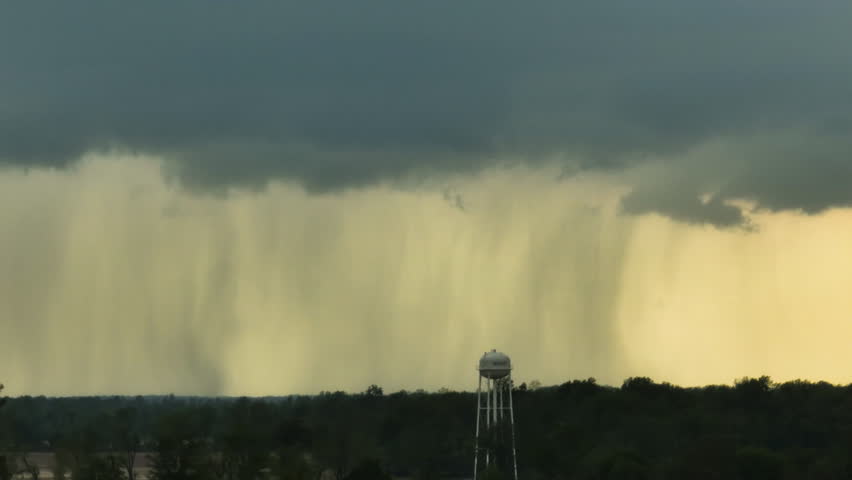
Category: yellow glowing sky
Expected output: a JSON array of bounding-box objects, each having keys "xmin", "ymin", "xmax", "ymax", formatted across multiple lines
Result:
[{"xmin": 1, "ymin": 153, "xmax": 851, "ymax": 396}]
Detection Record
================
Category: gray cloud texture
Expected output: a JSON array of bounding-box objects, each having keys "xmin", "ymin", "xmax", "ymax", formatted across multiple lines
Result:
[{"xmin": 2, "ymin": 1, "xmax": 852, "ymax": 225}]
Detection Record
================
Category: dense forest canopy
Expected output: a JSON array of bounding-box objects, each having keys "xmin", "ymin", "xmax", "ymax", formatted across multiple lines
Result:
[{"xmin": 3, "ymin": 377, "xmax": 852, "ymax": 479}]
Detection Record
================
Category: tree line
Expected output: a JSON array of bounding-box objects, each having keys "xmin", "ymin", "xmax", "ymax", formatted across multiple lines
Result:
[{"xmin": 3, "ymin": 377, "xmax": 852, "ymax": 479}]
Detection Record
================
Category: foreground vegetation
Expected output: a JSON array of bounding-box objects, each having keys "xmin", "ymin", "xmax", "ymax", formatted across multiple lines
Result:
[{"xmin": 2, "ymin": 377, "xmax": 852, "ymax": 479}]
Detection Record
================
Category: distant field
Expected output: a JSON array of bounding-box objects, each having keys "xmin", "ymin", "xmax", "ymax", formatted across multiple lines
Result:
[
  {"xmin": 3, "ymin": 455, "xmax": 395, "ymax": 480},
  {"xmin": 4, "ymin": 453, "xmax": 154, "ymax": 480},
  {"xmin": 2, "ymin": 455, "xmax": 433, "ymax": 480}
]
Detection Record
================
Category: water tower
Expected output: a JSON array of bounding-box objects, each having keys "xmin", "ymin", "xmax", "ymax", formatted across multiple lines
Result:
[{"xmin": 474, "ymin": 349, "xmax": 518, "ymax": 480}]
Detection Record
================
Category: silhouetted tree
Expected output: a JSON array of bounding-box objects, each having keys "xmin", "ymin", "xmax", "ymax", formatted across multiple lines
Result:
[
  {"xmin": 149, "ymin": 408, "xmax": 213, "ymax": 480},
  {"xmin": 4, "ymin": 377, "xmax": 852, "ymax": 478},
  {"xmin": 479, "ymin": 464, "xmax": 508, "ymax": 480},
  {"xmin": 342, "ymin": 459, "xmax": 390, "ymax": 480},
  {"xmin": 364, "ymin": 385, "xmax": 383, "ymax": 397},
  {"xmin": 735, "ymin": 446, "xmax": 784, "ymax": 480},
  {"xmin": 19, "ymin": 454, "xmax": 41, "ymax": 480},
  {"xmin": 271, "ymin": 448, "xmax": 315, "ymax": 480},
  {"xmin": 111, "ymin": 407, "xmax": 141, "ymax": 480},
  {"xmin": 76, "ymin": 455, "xmax": 126, "ymax": 480},
  {"xmin": 50, "ymin": 448, "xmax": 72, "ymax": 480},
  {"xmin": 0, "ymin": 384, "xmax": 9, "ymax": 480},
  {"xmin": 217, "ymin": 398, "xmax": 272, "ymax": 480}
]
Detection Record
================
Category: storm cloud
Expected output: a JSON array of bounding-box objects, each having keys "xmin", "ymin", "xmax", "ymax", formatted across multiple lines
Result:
[{"xmin": 2, "ymin": 1, "xmax": 852, "ymax": 225}]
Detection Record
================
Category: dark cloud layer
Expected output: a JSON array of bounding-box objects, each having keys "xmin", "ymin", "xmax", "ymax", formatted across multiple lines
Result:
[{"xmin": 2, "ymin": 1, "xmax": 852, "ymax": 225}]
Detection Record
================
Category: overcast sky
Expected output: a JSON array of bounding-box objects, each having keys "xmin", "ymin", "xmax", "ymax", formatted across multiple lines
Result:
[
  {"xmin": 2, "ymin": 2, "xmax": 852, "ymax": 395},
  {"xmin": 3, "ymin": 1, "xmax": 852, "ymax": 225}
]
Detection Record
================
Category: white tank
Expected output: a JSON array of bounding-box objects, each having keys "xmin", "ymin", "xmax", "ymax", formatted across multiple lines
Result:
[{"xmin": 478, "ymin": 349, "xmax": 512, "ymax": 379}]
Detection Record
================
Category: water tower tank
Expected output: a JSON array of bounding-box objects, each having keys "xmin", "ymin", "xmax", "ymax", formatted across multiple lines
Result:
[{"xmin": 478, "ymin": 349, "xmax": 512, "ymax": 379}]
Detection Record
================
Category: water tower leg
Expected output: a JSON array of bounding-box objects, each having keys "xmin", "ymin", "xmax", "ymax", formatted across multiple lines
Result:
[
  {"xmin": 509, "ymin": 376, "xmax": 518, "ymax": 480},
  {"xmin": 498, "ymin": 379, "xmax": 504, "ymax": 422},
  {"xmin": 493, "ymin": 378, "xmax": 498, "ymax": 426},
  {"xmin": 485, "ymin": 378, "xmax": 492, "ymax": 467},
  {"xmin": 474, "ymin": 375, "xmax": 482, "ymax": 480}
]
